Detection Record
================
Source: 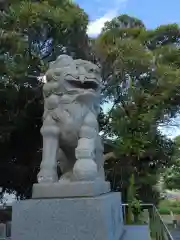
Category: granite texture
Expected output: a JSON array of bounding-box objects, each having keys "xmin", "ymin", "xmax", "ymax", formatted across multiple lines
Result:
[
  {"xmin": 32, "ymin": 180, "xmax": 110, "ymax": 198},
  {"xmin": 123, "ymin": 225, "xmax": 150, "ymax": 240},
  {"xmin": 11, "ymin": 192, "xmax": 124, "ymax": 240}
]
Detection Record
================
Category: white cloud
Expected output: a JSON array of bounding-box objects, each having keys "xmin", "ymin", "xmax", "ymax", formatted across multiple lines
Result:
[
  {"xmin": 87, "ymin": 0, "xmax": 128, "ymax": 36},
  {"xmin": 87, "ymin": 10, "xmax": 117, "ymax": 36}
]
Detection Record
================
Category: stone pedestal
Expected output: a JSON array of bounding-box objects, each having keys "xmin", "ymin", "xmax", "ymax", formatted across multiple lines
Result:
[
  {"xmin": 32, "ymin": 180, "xmax": 110, "ymax": 198},
  {"xmin": 11, "ymin": 192, "xmax": 124, "ymax": 240},
  {"xmin": 124, "ymin": 225, "xmax": 150, "ymax": 240}
]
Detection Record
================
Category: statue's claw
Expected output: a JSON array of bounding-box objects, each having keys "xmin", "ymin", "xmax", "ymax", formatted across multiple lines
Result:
[{"xmin": 37, "ymin": 170, "xmax": 58, "ymax": 183}]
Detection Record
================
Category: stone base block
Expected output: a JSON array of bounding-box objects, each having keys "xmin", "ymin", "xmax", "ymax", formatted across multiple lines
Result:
[
  {"xmin": 32, "ymin": 180, "xmax": 110, "ymax": 198},
  {"xmin": 11, "ymin": 192, "xmax": 124, "ymax": 240},
  {"xmin": 124, "ymin": 225, "xmax": 150, "ymax": 240}
]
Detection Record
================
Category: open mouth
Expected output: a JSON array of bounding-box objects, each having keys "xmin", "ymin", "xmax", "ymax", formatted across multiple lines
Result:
[{"xmin": 67, "ymin": 79, "xmax": 99, "ymax": 91}]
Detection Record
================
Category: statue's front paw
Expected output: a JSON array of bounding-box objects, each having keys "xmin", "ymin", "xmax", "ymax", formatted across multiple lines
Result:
[{"xmin": 37, "ymin": 170, "xmax": 58, "ymax": 183}]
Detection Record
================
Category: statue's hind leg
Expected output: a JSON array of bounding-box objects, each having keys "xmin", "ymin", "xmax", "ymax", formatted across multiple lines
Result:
[{"xmin": 37, "ymin": 115, "xmax": 59, "ymax": 183}]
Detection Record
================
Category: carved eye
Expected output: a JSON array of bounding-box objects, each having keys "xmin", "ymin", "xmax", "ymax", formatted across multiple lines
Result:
[{"xmin": 89, "ymin": 68, "xmax": 94, "ymax": 73}]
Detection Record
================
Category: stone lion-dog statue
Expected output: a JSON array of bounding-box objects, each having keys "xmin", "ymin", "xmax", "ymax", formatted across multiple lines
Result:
[{"xmin": 37, "ymin": 55, "xmax": 105, "ymax": 184}]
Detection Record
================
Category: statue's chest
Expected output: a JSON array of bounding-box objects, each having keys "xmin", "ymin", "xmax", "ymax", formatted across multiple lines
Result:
[
  {"xmin": 62, "ymin": 103, "xmax": 88, "ymax": 123},
  {"xmin": 58, "ymin": 103, "xmax": 88, "ymax": 146}
]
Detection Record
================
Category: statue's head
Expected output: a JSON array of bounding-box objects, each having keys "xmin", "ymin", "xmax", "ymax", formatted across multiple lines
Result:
[{"xmin": 45, "ymin": 55, "xmax": 102, "ymax": 99}]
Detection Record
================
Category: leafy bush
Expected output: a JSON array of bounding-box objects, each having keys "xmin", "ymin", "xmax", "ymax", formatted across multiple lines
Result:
[
  {"xmin": 158, "ymin": 207, "xmax": 180, "ymax": 214},
  {"xmin": 158, "ymin": 199, "xmax": 180, "ymax": 214}
]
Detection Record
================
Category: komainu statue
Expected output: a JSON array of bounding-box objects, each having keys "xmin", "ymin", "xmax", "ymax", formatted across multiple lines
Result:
[{"xmin": 37, "ymin": 55, "xmax": 105, "ymax": 183}]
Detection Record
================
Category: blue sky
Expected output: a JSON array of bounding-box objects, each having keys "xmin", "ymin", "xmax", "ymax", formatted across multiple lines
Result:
[
  {"xmin": 76, "ymin": 0, "xmax": 180, "ymax": 35},
  {"xmin": 75, "ymin": 0, "xmax": 180, "ymax": 139}
]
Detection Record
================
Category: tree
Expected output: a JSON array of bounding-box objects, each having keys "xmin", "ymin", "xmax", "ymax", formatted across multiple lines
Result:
[
  {"xmin": 163, "ymin": 159, "xmax": 180, "ymax": 190},
  {"xmin": 95, "ymin": 15, "xmax": 180, "ymax": 203},
  {"xmin": 0, "ymin": 0, "xmax": 90, "ymax": 198},
  {"xmin": 163, "ymin": 136, "xmax": 180, "ymax": 190},
  {"xmin": 102, "ymin": 14, "xmax": 145, "ymax": 31}
]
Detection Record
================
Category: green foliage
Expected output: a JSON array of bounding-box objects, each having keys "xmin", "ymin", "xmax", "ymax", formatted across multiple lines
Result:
[
  {"xmin": 95, "ymin": 14, "xmax": 179, "ymax": 203},
  {"xmin": 102, "ymin": 14, "xmax": 145, "ymax": 32},
  {"xmin": 163, "ymin": 136, "xmax": 180, "ymax": 190},
  {"xmin": 158, "ymin": 199, "xmax": 180, "ymax": 214},
  {"xmin": 0, "ymin": 0, "xmax": 89, "ymax": 198},
  {"xmin": 126, "ymin": 174, "xmax": 142, "ymax": 224},
  {"xmin": 163, "ymin": 163, "xmax": 180, "ymax": 190},
  {"xmin": 126, "ymin": 175, "xmax": 135, "ymax": 224}
]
